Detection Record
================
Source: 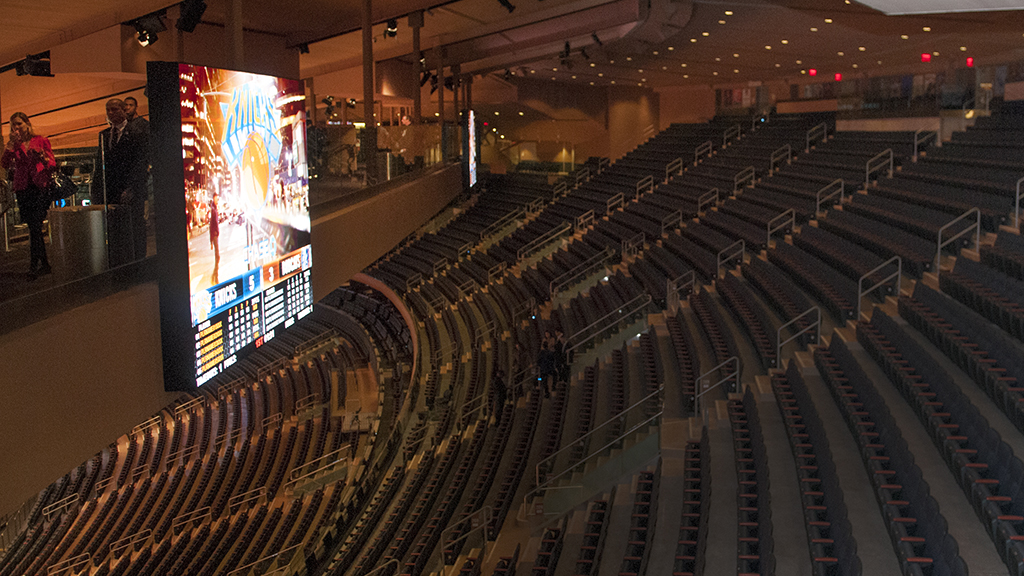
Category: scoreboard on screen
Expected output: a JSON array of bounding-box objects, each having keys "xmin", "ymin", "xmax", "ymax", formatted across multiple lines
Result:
[{"xmin": 150, "ymin": 61, "xmax": 314, "ymax": 391}]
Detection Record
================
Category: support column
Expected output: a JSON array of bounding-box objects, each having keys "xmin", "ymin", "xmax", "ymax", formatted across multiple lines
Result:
[
  {"xmin": 437, "ymin": 48, "xmax": 446, "ymax": 160},
  {"xmin": 466, "ymin": 75, "xmax": 472, "ymax": 111},
  {"xmin": 307, "ymin": 77, "xmax": 317, "ymax": 124},
  {"xmin": 410, "ymin": 11, "xmax": 423, "ymax": 124},
  {"xmin": 361, "ymin": 0, "xmax": 377, "ymax": 183},
  {"xmin": 226, "ymin": 0, "xmax": 244, "ymax": 68}
]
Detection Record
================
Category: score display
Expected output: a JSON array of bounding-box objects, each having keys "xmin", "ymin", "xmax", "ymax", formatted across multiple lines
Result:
[{"xmin": 151, "ymin": 62, "xmax": 313, "ymax": 390}]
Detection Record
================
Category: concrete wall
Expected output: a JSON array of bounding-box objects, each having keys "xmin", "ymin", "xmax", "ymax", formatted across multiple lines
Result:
[{"xmin": 0, "ymin": 163, "xmax": 463, "ymax": 518}]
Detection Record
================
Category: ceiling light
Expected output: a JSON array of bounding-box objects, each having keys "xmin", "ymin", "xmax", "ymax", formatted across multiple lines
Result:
[
  {"xmin": 733, "ymin": 53, "xmax": 739, "ymax": 57},
  {"xmin": 668, "ymin": 46, "xmax": 674, "ymax": 51},
  {"xmin": 775, "ymin": 63, "xmax": 781, "ymax": 67},
  {"xmin": 552, "ymin": 77, "xmax": 556, "ymax": 80},
  {"xmin": 590, "ymin": 81, "xmax": 595, "ymax": 85},
  {"xmin": 877, "ymin": 60, "xmax": 882, "ymax": 64},
  {"xmin": 719, "ymin": 20, "xmax": 726, "ymax": 24},
  {"xmin": 922, "ymin": 26, "xmax": 931, "ymax": 31},
  {"xmin": 572, "ymin": 75, "xmax": 576, "ymax": 78},
  {"xmin": 610, "ymin": 60, "xmax": 615, "ymax": 64},
  {"xmin": 552, "ymin": 68, "xmax": 557, "ymax": 71},
  {"xmin": 611, "ymin": 80, "xmax": 616, "ymax": 84},
  {"xmin": 859, "ymin": 46, "xmax": 866, "ymax": 51},
  {"xmin": 781, "ymin": 40, "xmax": 789, "ymax": 44},
  {"xmin": 724, "ymin": 10, "xmax": 733, "ymax": 15},
  {"xmin": 530, "ymin": 69, "xmax": 535, "ymax": 73},
  {"xmin": 713, "ymin": 71, "xmax": 718, "ymax": 75},
  {"xmin": 933, "ymin": 51, "xmax": 939, "ymax": 56},
  {"xmin": 733, "ymin": 69, "xmax": 739, "ymax": 73},
  {"xmin": 662, "ymin": 66, "xmax": 667, "ymax": 70},
  {"xmin": 810, "ymin": 27, "xmax": 818, "ymax": 32},
  {"xmin": 801, "ymin": 69, "xmax": 806, "ymax": 74},
  {"xmin": 959, "ymin": 46, "xmax": 967, "ymax": 51},
  {"xmin": 765, "ymin": 45, "xmax": 772, "ymax": 50},
  {"xmin": 638, "ymin": 69, "xmax": 643, "ymax": 72},
  {"xmin": 386, "ymin": 18, "xmax": 398, "ymax": 37},
  {"xmin": 852, "ymin": 64, "xmax": 858, "ymax": 68},
  {"xmin": 133, "ymin": 12, "xmax": 168, "ymax": 47},
  {"xmin": 901, "ymin": 34, "xmax": 908, "ymax": 39},
  {"xmin": 825, "ymin": 18, "xmax": 833, "ymax": 23},
  {"xmin": 495, "ymin": 111, "xmax": 500, "ymax": 115},
  {"xmin": 518, "ymin": 111, "xmax": 524, "ymax": 115},
  {"xmin": 626, "ymin": 57, "xmax": 632, "ymax": 61},
  {"xmin": 653, "ymin": 51, "xmax": 659, "ymax": 55},
  {"xmin": 691, "ymin": 38, "xmax": 697, "ymax": 42},
  {"xmin": 837, "ymin": 51, "xmax": 844, "ymax": 56},
  {"xmin": 796, "ymin": 59, "xmax": 802, "ymax": 64},
  {"xmin": 715, "ymin": 57, "xmax": 721, "ymax": 61},
  {"xmin": 683, "ymin": 74, "xmax": 689, "ymax": 78},
  {"xmin": 702, "ymin": 32, "xmax": 709, "ymax": 36},
  {"xmin": 681, "ymin": 63, "xmax": 687, "ymax": 67},
  {"xmin": 598, "ymin": 73, "xmax": 603, "ymax": 77},
  {"xmin": 500, "ymin": 135, "xmax": 505, "ymax": 139},
  {"xmin": 590, "ymin": 63, "xmax": 596, "ymax": 67}
]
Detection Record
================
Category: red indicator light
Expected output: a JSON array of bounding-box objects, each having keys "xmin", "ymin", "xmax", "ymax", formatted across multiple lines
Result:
[
  {"xmin": 808, "ymin": 68, "xmax": 817, "ymax": 76},
  {"xmin": 834, "ymin": 73, "xmax": 842, "ymax": 81},
  {"xmin": 966, "ymin": 57, "xmax": 974, "ymax": 67},
  {"xmin": 921, "ymin": 53, "xmax": 931, "ymax": 62}
]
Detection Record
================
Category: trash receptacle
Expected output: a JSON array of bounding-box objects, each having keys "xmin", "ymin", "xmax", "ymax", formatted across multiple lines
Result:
[{"xmin": 48, "ymin": 206, "xmax": 108, "ymax": 280}]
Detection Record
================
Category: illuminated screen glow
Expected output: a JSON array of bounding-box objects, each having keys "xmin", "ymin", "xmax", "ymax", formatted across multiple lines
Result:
[
  {"xmin": 178, "ymin": 64, "xmax": 312, "ymax": 386},
  {"xmin": 467, "ymin": 110, "xmax": 477, "ymax": 187}
]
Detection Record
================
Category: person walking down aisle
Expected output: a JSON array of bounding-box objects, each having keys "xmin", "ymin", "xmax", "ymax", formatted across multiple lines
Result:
[{"xmin": 1, "ymin": 112, "xmax": 56, "ymax": 281}]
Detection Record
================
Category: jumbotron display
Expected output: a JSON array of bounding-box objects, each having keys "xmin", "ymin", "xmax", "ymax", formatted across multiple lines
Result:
[{"xmin": 151, "ymin": 62, "xmax": 312, "ymax": 390}]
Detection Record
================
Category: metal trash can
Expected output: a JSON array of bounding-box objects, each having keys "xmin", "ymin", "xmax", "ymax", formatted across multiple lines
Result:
[{"xmin": 48, "ymin": 206, "xmax": 109, "ymax": 279}]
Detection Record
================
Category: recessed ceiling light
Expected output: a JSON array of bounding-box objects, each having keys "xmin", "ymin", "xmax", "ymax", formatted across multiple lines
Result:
[
  {"xmin": 668, "ymin": 46, "xmax": 674, "ymax": 51},
  {"xmin": 715, "ymin": 57, "xmax": 721, "ymax": 61},
  {"xmin": 810, "ymin": 27, "xmax": 818, "ymax": 32},
  {"xmin": 610, "ymin": 60, "xmax": 615, "ymax": 64},
  {"xmin": 801, "ymin": 69, "xmax": 806, "ymax": 74},
  {"xmin": 852, "ymin": 64, "xmax": 858, "ymax": 68},
  {"xmin": 552, "ymin": 68, "xmax": 557, "ymax": 71},
  {"xmin": 877, "ymin": 60, "xmax": 882, "ymax": 64},
  {"xmin": 775, "ymin": 63, "xmax": 781, "ymax": 67},
  {"xmin": 922, "ymin": 26, "xmax": 931, "ymax": 32},
  {"xmin": 825, "ymin": 18, "xmax": 833, "ymax": 23},
  {"xmin": 572, "ymin": 75, "xmax": 576, "ymax": 78},
  {"xmin": 733, "ymin": 53, "xmax": 739, "ymax": 57},
  {"xmin": 719, "ymin": 20, "xmax": 726, "ymax": 24},
  {"xmin": 500, "ymin": 134, "xmax": 504, "ymax": 139},
  {"xmin": 681, "ymin": 63, "xmax": 687, "ymax": 67},
  {"xmin": 702, "ymin": 32, "xmax": 710, "ymax": 36},
  {"xmin": 837, "ymin": 51, "xmax": 844, "ymax": 56},
  {"xmin": 589, "ymin": 81, "xmax": 594, "ymax": 85},
  {"xmin": 933, "ymin": 51, "xmax": 939, "ymax": 56},
  {"xmin": 691, "ymin": 38, "xmax": 697, "ymax": 42},
  {"xmin": 626, "ymin": 57, "xmax": 632, "ymax": 61},
  {"xmin": 590, "ymin": 63, "xmax": 596, "ymax": 67},
  {"xmin": 900, "ymin": 35, "xmax": 908, "ymax": 39},
  {"xmin": 518, "ymin": 111, "xmax": 524, "ymax": 115},
  {"xmin": 495, "ymin": 111, "xmax": 500, "ymax": 115},
  {"xmin": 796, "ymin": 59, "xmax": 802, "ymax": 64},
  {"xmin": 611, "ymin": 80, "xmax": 615, "ymax": 84},
  {"xmin": 551, "ymin": 76, "xmax": 555, "ymax": 80},
  {"xmin": 641, "ymin": 78, "xmax": 646, "ymax": 82},
  {"xmin": 638, "ymin": 83, "xmax": 642, "ymax": 86},
  {"xmin": 683, "ymin": 74, "xmax": 689, "ymax": 78},
  {"xmin": 858, "ymin": 46, "xmax": 866, "ymax": 51},
  {"xmin": 598, "ymin": 73, "xmax": 603, "ymax": 77},
  {"xmin": 662, "ymin": 66, "xmax": 667, "ymax": 70},
  {"xmin": 530, "ymin": 69, "xmax": 535, "ymax": 73},
  {"xmin": 724, "ymin": 10, "xmax": 733, "ymax": 15},
  {"xmin": 435, "ymin": 112, "xmax": 440, "ymax": 116},
  {"xmin": 959, "ymin": 46, "xmax": 967, "ymax": 51},
  {"xmin": 653, "ymin": 51, "xmax": 659, "ymax": 55},
  {"xmin": 765, "ymin": 45, "xmax": 772, "ymax": 50},
  {"xmin": 733, "ymin": 69, "xmax": 739, "ymax": 73},
  {"xmin": 781, "ymin": 39, "xmax": 789, "ymax": 44},
  {"xmin": 713, "ymin": 71, "xmax": 718, "ymax": 75},
  {"xmin": 638, "ymin": 69, "xmax": 643, "ymax": 72}
]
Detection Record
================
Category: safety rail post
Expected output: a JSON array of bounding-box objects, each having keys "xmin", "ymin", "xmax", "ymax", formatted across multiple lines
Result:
[
  {"xmin": 698, "ymin": 188, "xmax": 719, "ymax": 215},
  {"xmin": 295, "ymin": 392, "xmax": 322, "ymax": 413},
  {"xmin": 458, "ymin": 393, "xmax": 488, "ymax": 428},
  {"xmin": 816, "ymin": 179, "xmax": 844, "ymax": 215},
  {"xmin": 935, "ymin": 208, "xmax": 981, "ymax": 282},
  {"xmin": 549, "ymin": 247, "xmax": 614, "ymax": 298},
  {"xmin": 440, "ymin": 507, "xmax": 492, "ymax": 570},
  {"xmin": 621, "ymin": 233, "xmax": 644, "ymax": 262},
  {"xmin": 517, "ymin": 221, "xmax": 572, "ymax": 260},
  {"xmin": 565, "ymin": 294, "xmax": 653, "ymax": 357},
  {"xmin": 43, "ymin": 494, "xmax": 78, "ymax": 522},
  {"xmin": 285, "ymin": 447, "xmax": 350, "ymax": 492},
  {"xmin": 806, "ymin": 122, "xmax": 828, "ymax": 152},
  {"xmin": 46, "ymin": 553, "xmax": 91, "ymax": 576},
  {"xmin": 636, "ymin": 175, "xmax": 655, "ymax": 199},
  {"xmin": 171, "ymin": 506, "xmax": 211, "ymax": 535},
  {"xmin": 598, "ymin": 157, "xmax": 610, "ymax": 173},
  {"xmin": 723, "ymin": 125, "xmax": 741, "ymax": 147},
  {"xmin": 666, "ymin": 157, "xmax": 684, "ymax": 183},
  {"xmin": 109, "ymin": 529, "xmax": 152, "ymax": 559},
  {"xmin": 406, "ymin": 273, "xmax": 423, "ymax": 292},
  {"xmin": 457, "ymin": 278, "xmax": 476, "ymax": 298},
  {"xmin": 474, "ymin": 319, "xmax": 496, "ymax": 349},
  {"xmin": 666, "ymin": 271, "xmax": 696, "ymax": 312},
  {"xmin": 575, "ymin": 211, "xmax": 594, "ymax": 232},
  {"xmin": 2, "ymin": 213, "xmax": 9, "ymax": 253},
  {"xmin": 575, "ymin": 167, "xmax": 591, "ymax": 186},
  {"xmin": 661, "ymin": 210, "xmax": 683, "ymax": 235},
  {"xmin": 913, "ymin": 130, "xmax": 936, "ymax": 160},
  {"xmin": 606, "ymin": 193, "xmax": 624, "ymax": 214},
  {"xmin": 694, "ymin": 357, "xmax": 740, "ymax": 423},
  {"xmin": 717, "ymin": 240, "xmax": 745, "ymax": 279},
  {"xmin": 552, "ymin": 182, "xmax": 568, "ymax": 200},
  {"xmin": 769, "ymin": 144, "xmax": 791, "ymax": 173},
  {"xmin": 767, "ymin": 209, "xmax": 795, "ymax": 246},
  {"xmin": 131, "ymin": 415, "xmax": 163, "ymax": 437},
  {"xmin": 527, "ymin": 198, "xmax": 544, "ymax": 214},
  {"xmin": 733, "ymin": 166, "xmax": 755, "ymax": 193},
  {"xmin": 857, "ymin": 256, "xmax": 902, "ymax": 321},
  {"xmin": 776, "ymin": 306, "xmax": 820, "ymax": 364},
  {"xmin": 427, "ymin": 290, "xmax": 446, "ymax": 312},
  {"xmin": 488, "ymin": 261, "xmax": 507, "ymax": 284},
  {"xmin": 481, "ymin": 209, "xmax": 521, "ymax": 242},
  {"xmin": 433, "ymin": 258, "xmax": 448, "ymax": 277},
  {"xmin": 227, "ymin": 487, "xmax": 267, "ymax": 516},
  {"xmin": 694, "ymin": 140, "xmax": 713, "ymax": 166},
  {"xmin": 1016, "ymin": 176, "xmax": 1023, "ymax": 228},
  {"xmin": 865, "ymin": 148, "xmax": 893, "ymax": 186},
  {"xmin": 512, "ymin": 297, "xmax": 536, "ymax": 323}
]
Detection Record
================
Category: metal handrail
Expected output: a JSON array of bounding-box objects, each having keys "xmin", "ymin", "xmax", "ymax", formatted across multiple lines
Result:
[
  {"xmin": 109, "ymin": 529, "xmax": 151, "ymax": 558},
  {"xmin": 621, "ymin": 233, "xmax": 644, "ymax": 262},
  {"xmin": 174, "ymin": 396, "xmax": 204, "ymax": 416},
  {"xmin": 480, "ymin": 209, "xmax": 523, "ymax": 241},
  {"xmin": 566, "ymin": 293, "xmax": 653, "ymax": 356},
  {"xmin": 440, "ymin": 507, "xmax": 492, "ymax": 572},
  {"xmin": 661, "ymin": 210, "xmax": 683, "ymax": 235},
  {"xmin": 433, "ymin": 257, "xmax": 449, "ymax": 276},
  {"xmin": 456, "ymin": 277, "xmax": 476, "ymax": 297},
  {"xmin": 767, "ymin": 209, "xmax": 795, "ymax": 246},
  {"xmin": 458, "ymin": 393, "xmax": 488, "ymax": 427},
  {"xmin": 286, "ymin": 449, "xmax": 349, "ymax": 491},
  {"xmin": 406, "ymin": 272, "xmax": 423, "ymax": 292},
  {"xmin": 723, "ymin": 125, "xmax": 741, "ymax": 147},
  {"xmin": 46, "ymin": 553, "xmax": 91, "ymax": 576},
  {"xmin": 698, "ymin": 188, "xmax": 719, "ymax": 214},
  {"xmin": 734, "ymin": 166, "xmax": 755, "ymax": 193},
  {"xmin": 858, "ymin": 256, "xmax": 902, "ymax": 321},
  {"xmin": 575, "ymin": 211, "xmax": 595, "ymax": 232},
  {"xmin": 695, "ymin": 140, "xmax": 713, "ymax": 165},
  {"xmin": 171, "ymin": 506, "xmax": 210, "ymax": 533},
  {"xmin": 228, "ymin": 487, "xmax": 267, "ymax": 515},
  {"xmin": 607, "ymin": 193, "xmax": 624, "ymax": 214},
  {"xmin": 488, "ymin": 261, "xmax": 507, "ymax": 284},
  {"xmin": 666, "ymin": 157, "xmax": 684, "ymax": 182},
  {"xmin": 295, "ymin": 392, "xmax": 322, "ymax": 412},
  {"xmin": 776, "ymin": 306, "xmax": 820, "ymax": 363},
  {"xmin": 517, "ymin": 221, "xmax": 572, "ymax": 260},
  {"xmin": 226, "ymin": 544, "xmax": 303, "ymax": 576},
  {"xmin": 667, "ymin": 271, "xmax": 696, "ymax": 312},
  {"xmin": 816, "ymin": 179, "xmax": 844, "ymax": 215},
  {"xmin": 694, "ymin": 356, "xmax": 740, "ymax": 423},
  {"xmin": 865, "ymin": 148, "xmax": 893, "ymax": 186},
  {"xmin": 770, "ymin": 144, "xmax": 791, "ymax": 173},
  {"xmin": 636, "ymin": 175, "xmax": 655, "ymax": 198},
  {"xmin": 528, "ymin": 198, "xmax": 544, "ymax": 214},
  {"xmin": 576, "ymin": 167, "xmax": 591, "ymax": 186},
  {"xmin": 717, "ymin": 240, "xmax": 745, "ymax": 279},
  {"xmin": 599, "ymin": 157, "xmax": 610, "ymax": 172},
  {"xmin": 552, "ymin": 182, "xmax": 568, "ymax": 200},
  {"xmin": 806, "ymin": 122, "xmax": 828, "ymax": 152},
  {"xmin": 935, "ymin": 208, "xmax": 981, "ymax": 282},
  {"xmin": 549, "ymin": 247, "xmax": 615, "ymax": 297},
  {"xmin": 512, "ymin": 297, "xmax": 536, "ymax": 322},
  {"xmin": 131, "ymin": 415, "xmax": 163, "ymax": 436},
  {"xmin": 913, "ymin": 130, "xmax": 937, "ymax": 160},
  {"xmin": 43, "ymin": 494, "xmax": 78, "ymax": 521}
]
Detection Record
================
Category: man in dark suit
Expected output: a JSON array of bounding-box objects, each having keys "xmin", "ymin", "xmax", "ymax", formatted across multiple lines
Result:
[{"xmin": 93, "ymin": 98, "xmax": 149, "ymax": 262}]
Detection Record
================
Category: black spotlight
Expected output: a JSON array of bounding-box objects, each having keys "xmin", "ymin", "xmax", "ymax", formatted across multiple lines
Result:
[
  {"xmin": 560, "ymin": 41, "xmax": 571, "ymax": 59},
  {"xmin": 386, "ymin": 19, "xmax": 398, "ymax": 38},
  {"xmin": 176, "ymin": 0, "xmax": 207, "ymax": 33},
  {"xmin": 420, "ymin": 72, "xmax": 433, "ymax": 87},
  {"xmin": 322, "ymin": 96, "xmax": 335, "ymax": 117},
  {"xmin": 133, "ymin": 12, "xmax": 168, "ymax": 47},
  {"xmin": 503, "ymin": 69, "xmax": 512, "ymax": 80},
  {"xmin": 497, "ymin": 0, "xmax": 516, "ymax": 13},
  {"xmin": 15, "ymin": 51, "xmax": 52, "ymax": 77},
  {"xmin": 346, "ymin": 98, "xmax": 358, "ymax": 108},
  {"xmin": 298, "ymin": 43, "xmax": 310, "ymax": 54}
]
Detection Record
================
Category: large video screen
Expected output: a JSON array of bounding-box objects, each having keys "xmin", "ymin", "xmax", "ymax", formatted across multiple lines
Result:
[{"xmin": 151, "ymin": 62, "xmax": 312, "ymax": 389}]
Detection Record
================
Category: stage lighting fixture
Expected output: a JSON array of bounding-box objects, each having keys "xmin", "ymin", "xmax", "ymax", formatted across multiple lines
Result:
[
  {"xmin": 133, "ymin": 12, "xmax": 168, "ymax": 47},
  {"xmin": 421, "ymin": 72, "xmax": 433, "ymax": 86},
  {"xmin": 14, "ymin": 51, "xmax": 53, "ymax": 77},
  {"xmin": 298, "ymin": 43, "xmax": 310, "ymax": 54},
  {"xmin": 176, "ymin": 0, "xmax": 207, "ymax": 33},
  {"xmin": 498, "ymin": 0, "xmax": 516, "ymax": 13},
  {"xmin": 560, "ymin": 41, "xmax": 571, "ymax": 59},
  {"xmin": 503, "ymin": 69, "xmax": 512, "ymax": 80},
  {"xmin": 346, "ymin": 98, "xmax": 358, "ymax": 108},
  {"xmin": 386, "ymin": 19, "xmax": 398, "ymax": 38},
  {"xmin": 591, "ymin": 33, "xmax": 603, "ymax": 46}
]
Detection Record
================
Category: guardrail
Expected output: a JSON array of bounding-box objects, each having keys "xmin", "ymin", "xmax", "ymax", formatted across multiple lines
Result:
[
  {"xmin": 261, "ymin": 412, "xmax": 283, "ymax": 432},
  {"xmin": 858, "ymin": 256, "xmax": 901, "ymax": 321},
  {"xmin": 488, "ymin": 261, "xmax": 507, "ymax": 284},
  {"xmin": 661, "ymin": 210, "xmax": 683, "ymax": 235},
  {"xmin": 43, "ymin": 494, "xmax": 78, "ymax": 522},
  {"xmin": 935, "ymin": 208, "xmax": 980, "ymax": 282},
  {"xmin": 806, "ymin": 122, "xmax": 828, "ymax": 152},
  {"xmin": 695, "ymin": 356, "xmax": 740, "ymax": 423},
  {"xmin": 769, "ymin": 144, "xmax": 791, "ymax": 173},
  {"xmin": 512, "ymin": 297, "xmax": 536, "ymax": 323},
  {"xmin": 621, "ymin": 233, "xmax": 644, "ymax": 262},
  {"xmin": 666, "ymin": 157, "xmax": 684, "ymax": 182},
  {"xmin": 698, "ymin": 188, "xmax": 719, "ymax": 214},
  {"xmin": 607, "ymin": 193, "xmax": 624, "ymax": 214},
  {"xmin": 575, "ymin": 211, "xmax": 595, "ymax": 232},
  {"xmin": 636, "ymin": 175, "xmax": 655, "ymax": 198},
  {"xmin": 295, "ymin": 392, "xmax": 322, "ymax": 413},
  {"xmin": 767, "ymin": 209, "xmax": 795, "ymax": 246},
  {"xmin": 285, "ymin": 446, "xmax": 350, "ymax": 492},
  {"xmin": 723, "ymin": 125, "xmax": 741, "ymax": 147},
  {"xmin": 213, "ymin": 424, "xmax": 243, "ymax": 450},
  {"xmin": 913, "ymin": 129, "xmax": 937, "ymax": 160},
  {"xmin": 172, "ymin": 506, "xmax": 210, "ymax": 534},
  {"xmin": 46, "ymin": 553, "xmax": 90, "ymax": 576},
  {"xmin": 575, "ymin": 167, "xmax": 591, "ymax": 186},
  {"xmin": 166, "ymin": 443, "xmax": 199, "ymax": 465},
  {"xmin": 426, "ymin": 290, "xmax": 446, "ymax": 312},
  {"xmin": 173, "ymin": 396, "xmax": 204, "ymax": 417},
  {"xmin": 456, "ymin": 277, "xmax": 476, "ymax": 298},
  {"xmin": 440, "ymin": 507, "xmax": 493, "ymax": 571},
  {"xmin": 865, "ymin": 148, "xmax": 893, "ymax": 186},
  {"xmin": 776, "ymin": 306, "xmax": 820, "ymax": 364},
  {"xmin": 733, "ymin": 166, "xmax": 755, "ymax": 193},
  {"xmin": 109, "ymin": 529, "xmax": 151, "ymax": 559},
  {"xmin": 816, "ymin": 179, "xmax": 844, "ymax": 215},
  {"xmin": 406, "ymin": 272, "xmax": 424, "ymax": 292},
  {"xmin": 226, "ymin": 544, "xmax": 303, "ymax": 576},
  {"xmin": 552, "ymin": 182, "xmax": 568, "ymax": 200},
  {"xmin": 528, "ymin": 198, "xmax": 545, "ymax": 214},
  {"xmin": 598, "ymin": 157, "xmax": 610, "ymax": 173},
  {"xmin": 694, "ymin": 140, "xmax": 713, "ymax": 166},
  {"xmin": 717, "ymin": 240, "xmax": 745, "ymax": 279},
  {"xmin": 474, "ymin": 319, "xmax": 496, "ymax": 349},
  {"xmin": 549, "ymin": 247, "xmax": 615, "ymax": 298},
  {"xmin": 480, "ymin": 209, "xmax": 524, "ymax": 241},
  {"xmin": 666, "ymin": 271, "xmax": 696, "ymax": 312},
  {"xmin": 433, "ymin": 258, "xmax": 449, "ymax": 276},
  {"xmin": 458, "ymin": 393, "xmax": 488, "ymax": 428},
  {"xmin": 566, "ymin": 293, "xmax": 653, "ymax": 357},
  {"xmin": 228, "ymin": 487, "xmax": 267, "ymax": 516},
  {"xmin": 131, "ymin": 415, "xmax": 163, "ymax": 437},
  {"xmin": 517, "ymin": 221, "xmax": 572, "ymax": 260}
]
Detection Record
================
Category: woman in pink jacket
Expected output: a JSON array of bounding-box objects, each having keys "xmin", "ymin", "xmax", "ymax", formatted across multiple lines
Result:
[{"xmin": 1, "ymin": 112, "xmax": 56, "ymax": 280}]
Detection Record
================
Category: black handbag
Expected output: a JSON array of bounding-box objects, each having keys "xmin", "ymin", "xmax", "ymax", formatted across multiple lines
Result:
[{"xmin": 49, "ymin": 169, "xmax": 78, "ymax": 203}]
